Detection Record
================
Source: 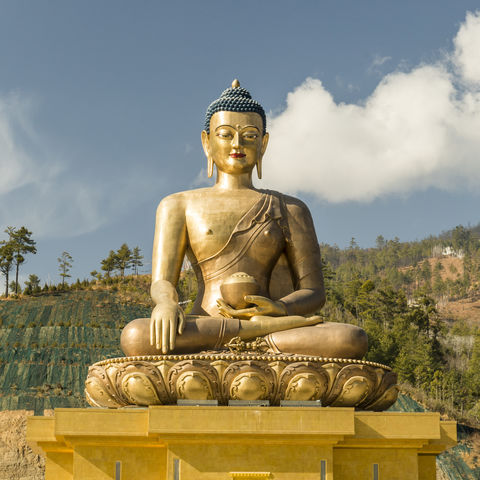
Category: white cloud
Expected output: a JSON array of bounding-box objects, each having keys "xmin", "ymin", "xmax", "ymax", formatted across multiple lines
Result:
[
  {"xmin": 0, "ymin": 94, "xmax": 43, "ymax": 195},
  {"xmin": 260, "ymin": 11, "xmax": 480, "ymax": 203},
  {"xmin": 371, "ymin": 55, "xmax": 392, "ymax": 67},
  {"xmin": 454, "ymin": 11, "xmax": 480, "ymax": 84},
  {"xmin": 368, "ymin": 54, "xmax": 393, "ymax": 75},
  {"xmin": 0, "ymin": 93, "xmax": 156, "ymax": 238}
]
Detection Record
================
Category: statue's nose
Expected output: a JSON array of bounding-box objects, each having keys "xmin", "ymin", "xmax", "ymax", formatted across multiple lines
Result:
[{"xmin": 232, "ymin": 131, "xmax": 242, "ymax": 148}]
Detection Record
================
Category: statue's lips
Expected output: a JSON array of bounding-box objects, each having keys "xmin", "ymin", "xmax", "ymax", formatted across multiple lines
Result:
[{"xmin": 230, "ymin": 153, "xmax": 246, "ymax": 158}]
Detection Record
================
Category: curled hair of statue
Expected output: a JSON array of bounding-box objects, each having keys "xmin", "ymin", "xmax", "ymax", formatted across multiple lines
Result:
[{"xmin": 204, "ymin": 79, "xmax": 267, "ymax": 134}]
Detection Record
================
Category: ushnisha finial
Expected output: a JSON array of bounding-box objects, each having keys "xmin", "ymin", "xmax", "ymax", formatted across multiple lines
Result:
[{"xmin": 232, "ymin": 79, "xmax": 240, "ymax": 88}]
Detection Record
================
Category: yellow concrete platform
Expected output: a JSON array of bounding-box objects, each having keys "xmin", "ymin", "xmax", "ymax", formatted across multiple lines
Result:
[{"xmin": 26, "ymin": 407, "xmax": 456, "ymax": 480}]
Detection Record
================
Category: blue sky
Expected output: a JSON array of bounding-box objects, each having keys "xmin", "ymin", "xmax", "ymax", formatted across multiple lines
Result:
[{"xmin": 1, "ymin": 1, "xmax": 479, "ymax": 285}]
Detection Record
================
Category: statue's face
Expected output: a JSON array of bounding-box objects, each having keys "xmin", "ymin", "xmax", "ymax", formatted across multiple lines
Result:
[{"xmin": 202, "ymin": 111, "xmax": 269, "ymax": 175}]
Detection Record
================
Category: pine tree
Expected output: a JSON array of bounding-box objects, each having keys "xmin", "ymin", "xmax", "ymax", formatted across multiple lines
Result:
[
  {"xmin": 90, "ymin": 270, "xmax": 102, "ymax": 282},
  {"xmin": 0, "ymin": 241, "xmax": 14, "ymax": 296},
  {"xmin": 131, "ymin": 246, "xmax": 144, "ymax": 276},
  {"xmin": 451, "ymin": 225, "xmax": 471, "ymax": 253},
  {"xmin": 5, "ymin": 226, "xmax": 37, "ymax": 294},
  {"xmin": 375, "ymin": 235, "xmax": 386, "ymax": 250},
  {"xmin": 101, "ymin": 251, "xmax": 117, "ymax": 278},
  {"xmin": 115, "ymin": 244, "xmax": 132, "ymax": 278},
  {"xmin": 24, "ymin": 274, "xmax": 41, "ymax": 294},
  {"xmin": 58, "ymin": 251, "xmax": 73, "ymax": 287},
  {"xmin": 9, "ymin": 280, "xmax": 21, "ymax": 294},
  {"xmin": 466, "ymin": 334, "xmax": 480, "ymax": 403}
]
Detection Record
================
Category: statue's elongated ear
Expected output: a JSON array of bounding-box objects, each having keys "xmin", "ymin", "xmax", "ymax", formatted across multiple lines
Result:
[
  {"xmin": 201, "ymin": 130, "xmax": 214, "ymax": 178},
  {"xmin": 261, "ymin": 132, "xmax": 269, "ymax": 155},
  {"xmin": 201, "ymin": 130, "xmax": 210, "ymax": 156},
  {"xmin": 256, "ymin": 132, "xmax": 268, "ymax": 179}
]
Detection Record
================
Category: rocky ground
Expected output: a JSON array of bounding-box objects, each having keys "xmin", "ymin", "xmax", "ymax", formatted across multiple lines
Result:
[{"xmin": 0, "ymin": 410, "xmax": 44, "ymax": 480}]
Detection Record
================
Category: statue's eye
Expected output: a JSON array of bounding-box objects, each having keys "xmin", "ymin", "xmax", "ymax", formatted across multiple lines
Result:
[
  {"xmin": 216, "ymin": 131, "xmax": 232, "ymax": 139},
  {"xmin": 243, "ymin": 132, "xmax": 258, "ymax": 140}
]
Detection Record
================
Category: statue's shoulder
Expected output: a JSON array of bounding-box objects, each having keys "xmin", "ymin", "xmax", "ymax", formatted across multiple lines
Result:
[
  {"xmin": 156, "ymin": 188, "xmax": 212, "ymax": 212},
  {"xmin": 157, "ymin": 191, "xmax": 183, "ymax": 208},
  {"xmin": 259, "ymin": 189, "xmax": 312, "ymax": 216}
]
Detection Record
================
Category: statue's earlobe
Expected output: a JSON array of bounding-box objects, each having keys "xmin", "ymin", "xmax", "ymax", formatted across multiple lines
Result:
[
  {"xmin": 256, "ymin": 159, "xmax": 262, "ymax": 179},
  {"xmin": 207, "ymin": 157, "xmax": 214, "ymax": 178}
]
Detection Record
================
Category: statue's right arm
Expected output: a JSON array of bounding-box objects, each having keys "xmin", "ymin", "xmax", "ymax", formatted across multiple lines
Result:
[{"xmin": 150, "ymin": 194, "xmax": 187, "ymax": 353}]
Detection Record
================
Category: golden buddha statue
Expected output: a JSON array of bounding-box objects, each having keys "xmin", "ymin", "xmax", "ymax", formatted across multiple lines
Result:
[
  {"xmin": 120, "ymin": 80, "xmax": 367, "ymax": 360},
  {"xmin": 86, "ymin": 80, "xmax": 397, "ymax": 411}
]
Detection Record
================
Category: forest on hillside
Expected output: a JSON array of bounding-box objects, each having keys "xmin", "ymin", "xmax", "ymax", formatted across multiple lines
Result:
[{"xmin": 316, "ymin": 224, "xmax": 480, "ymax": 425}]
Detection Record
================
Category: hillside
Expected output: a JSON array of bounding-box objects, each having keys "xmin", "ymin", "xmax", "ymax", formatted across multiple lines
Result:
[
  {"xmin": 0, "ymin": 289, "xmax": 150, "ymax": 411},
  {"xmin": 440, "ymin": 296, "xmax": 480, "ymax": 327},
  {"xmin": 320, "ymin": 225, "xmax": 480, "ymax": 425},
  {"xmin": 0, "ymin": 286, "xmax": 478, "ymax": 478}
]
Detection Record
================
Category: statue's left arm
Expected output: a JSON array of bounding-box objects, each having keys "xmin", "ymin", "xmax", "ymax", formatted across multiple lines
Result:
[
  {"xmin": 279, "ymin": 197, "xmax": 326, "ymax": 316},
  {"xmin": 217, "ymin": 196, "xmax": 326, "ymax": 320}
]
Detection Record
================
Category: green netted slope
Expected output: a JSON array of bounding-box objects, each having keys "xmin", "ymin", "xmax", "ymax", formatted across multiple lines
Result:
[
  {"xmin": 0, "ymin": 290, "xmax": 150, "ymax": 411},
  {"xmin": 389, "ymin": 394, "xmax": 480, "ymax": 479}
]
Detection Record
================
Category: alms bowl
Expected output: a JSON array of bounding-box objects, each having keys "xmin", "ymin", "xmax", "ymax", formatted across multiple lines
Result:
[{"xmin": 220, "ymin": 272, "xmax": 260, "ymax": 309}]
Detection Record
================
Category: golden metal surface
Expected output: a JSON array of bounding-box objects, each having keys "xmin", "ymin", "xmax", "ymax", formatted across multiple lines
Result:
[
  {"xmin": 220, "ymin": 272, "xmax": 260, "ymax": 309},
  {"xmin": 120, "ymin": 80, "xmax": 370, "ymax": 362},
  {"xmin": 84, "ymin": 354, "xmax": 398, "ymax": 410},
  {"xmin": 27, "ymin": 407, "xmax": 456, "ymax": 479}
]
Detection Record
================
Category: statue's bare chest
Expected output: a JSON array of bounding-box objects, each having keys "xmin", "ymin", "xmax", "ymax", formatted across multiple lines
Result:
[{"xmin": 185, "ymin": 192, "xmax": 263, "ymax": 261}]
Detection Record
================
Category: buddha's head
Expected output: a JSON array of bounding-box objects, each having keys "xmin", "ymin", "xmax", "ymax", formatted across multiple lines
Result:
[{"xmin": 201, "ymin": 80, "xmax": 269, "ymax": 179}]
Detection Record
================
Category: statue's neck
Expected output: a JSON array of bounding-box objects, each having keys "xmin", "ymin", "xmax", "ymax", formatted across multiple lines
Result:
[{"xmin": 215, "ymin": 171, "xmax": 254, "ymax": 190}]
